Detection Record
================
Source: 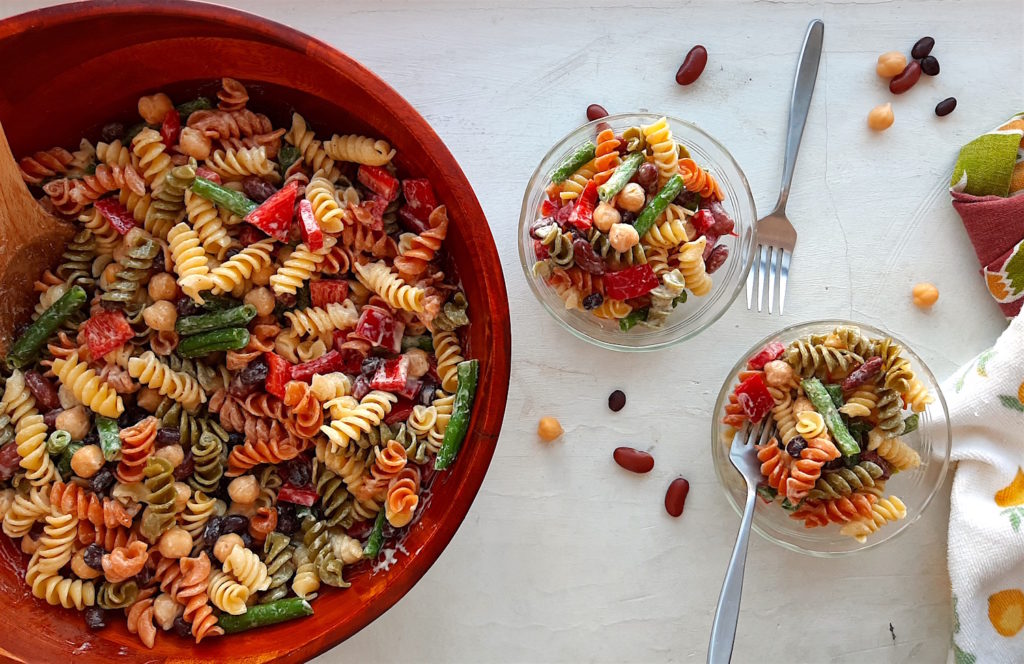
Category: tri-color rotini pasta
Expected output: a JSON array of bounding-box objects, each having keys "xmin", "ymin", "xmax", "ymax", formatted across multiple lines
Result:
[{"xmin": 3, "ymin": 77, "xmax": 479, "ymax": 647}]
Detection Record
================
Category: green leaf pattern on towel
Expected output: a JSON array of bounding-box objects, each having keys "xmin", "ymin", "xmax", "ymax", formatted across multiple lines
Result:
[
  {"xmin": 1004, "ymin": 242, "xmax": 1024, "ymax": 297},
  {"xmin": 952, "ymin": 596, "xmax": 977, "ymax": 664},
  {"xmin": 999, "ymin": 396, "xmax": 1024, "ymax": 413},
  {"xmin": 1002, "ymin": 507, "xmax": 1024, "ymax": 532},
  {"xmin": 955, "ymin": 349, "xmax": 996, "ymax": 394}
]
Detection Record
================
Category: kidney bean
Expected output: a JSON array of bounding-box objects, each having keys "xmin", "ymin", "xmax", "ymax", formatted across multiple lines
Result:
[
  {"xmin": 608, "ymin": 390, "xmax": 626, "ymax": 412},
  {"xmin": 675, "ymin": 45, "xmax": 708, "ymax": 85},
  {"xmin": 841, "ymin": 356, "xmax": 883, "ymax": 391},
  {"xmin": 889, "ymin": 60, "xmax": 922, "ymax": 94},
  {"xmin": 572, "ymin": 238, "xmax": 606, "ymax": 275},
  {"xmin": 222, "ymin": 514, "xmax": 249, "ymax": 534},
  {"xmin": 919, "ymin": 55, "xmax": 940, "ymax": 76},
  {"xmin": 613, "ymin": 447, "xmax": 654, "ymax": 474},
  {"xmin": 242, "ymin": 176, "xmax": 277, "ymax": 203},
  {"xmin": 587, "ymin": 104, "xmax": 608, "ymax": 121},
  {"xmin": 664, "ymin": 477, "xmax": 690, "ymax": 517},
  {"xmin": 156, "ymin": 427, "xmax": 181, "ymax": 446},
  {"xmin": 704, "ymin": 245, "xmax": 729, "ymax": 274},
  {"xmin": 530, "ymin": 217, "xmax": 555, "ymax": 239},
  {"xmin": 702, "ymin": 234, "xmax": 720, "ymax": 260},
  {"xmin": 596, "ymin": 121, "xmax": 612, "ymax": 134},
  {"xmin": 25, "ymin": 372, "xmax": 60, "ymax": 411},
  {"xmin": 935, "ymin": 97, "xmax": 957, "ymax": 117},
  {"xmin": 911, "ymin": 36, "xmax": 935, "ymax": 59},
  {"xmin": 42, "ymin": 408, "xmax": 63, "ymax": 430}
]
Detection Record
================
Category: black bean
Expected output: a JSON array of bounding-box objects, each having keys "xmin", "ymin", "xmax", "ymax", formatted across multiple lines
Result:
[
  {"xmin": 156, "ymin": 427, "xmax": 181, "ymax": 446},
  {"xmin": 173, "ymin": 449, "xmax": 194, "ymax": 481},
  {"xmin": 582, "ymin": 293, "xmax": 604, "ymax": 310},
  {"xmin": 136, "ymin": 564, "xmax": 154, "ymax": 587},
  {"xmin": 242, "ymin": 176, "xmax": 278, "ymax": 203},
  {"xmin": 172, "ymin": 616, "xmax": 193, "ymax": 639},
  {"xmin": 417, "ymin": 378, "xmax": 439, "ymax": 407},
  {"xmin": 100, "ymin": 123, "xmax": 125, "ymax": 143},
  {"xmin": 283, "ymin": 457, "xmax": 311, "ymax": 487},
  {"xmin": 911, "ymin": 36, "xmax": 935, "ymax": 59},
  {"xmin": 620, "ymin": 211, "xmax": 637, "ymax": 226},
  {"xmin": 239, "ymin": 532, "xmax": 254, "ymax": 549},
  {"xmin": 227, "ymin": 432, "xmax": 245, "ymax": 448},
  {"xmin": 823, "ymin": 458, "xmax": 845, "ymax": 471},
  {"xmin": 203, "ymin": 516, "xmax": 225, "ymax": 543},
  {"xmin": 83, "ymin": 544, "xmax": 105, "ymax": 570},
  {"xmin": 176, "ymin": 297, "xmax": 202, "ymax": 318},
  {"xmin": 786, "ymin": 436, "xmax": 808, "ymax": 458},
  {"xmin": 84, "ymin": 607, "xmax": 107, "ymax": 631},
  {"xmin": 224, "ymin": 247, "xmax": 241, "ymax": 260},
  {"xmin": 222, "ymin": 514, "xmax": 249, "ymax": 534},
  {"xmin": 276, "ymin": 503, "xmax": 299, "ymax": 535},
  {"xmin": 361, "ymin": 357, "xmax": 384, "ymax": 376},
  {"xmin": 237, "ymin": 356, "xmax": 269, "ymax": 386},
  {"xmin": 919, "ymin": 55, "xmax": 940, "ymax": 76},
  {"xmin": 935, "ymin": 97, "xmax": 957, "ymax": 117},
  {"xmin": 89, "ymin": 467, "xmax": 115, "ymax": 493},
  {"xmin": 608, "ymin": 390, "xmax": 626, "ymax": 412}
]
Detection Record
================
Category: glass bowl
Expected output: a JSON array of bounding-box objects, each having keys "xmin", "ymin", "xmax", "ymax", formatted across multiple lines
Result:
[
  {"xmin": 518, "ymin": 113, "xmax": 757, "ymax": 352},
  {"xmin": 712, "ymin": 320, "xmax": 952, "ymax": 556}
]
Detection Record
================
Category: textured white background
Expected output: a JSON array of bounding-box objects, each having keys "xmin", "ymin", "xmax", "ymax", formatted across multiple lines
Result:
[{"xmin": 3, "ymin": 0, "xmax": 1024, "ymax": 662}]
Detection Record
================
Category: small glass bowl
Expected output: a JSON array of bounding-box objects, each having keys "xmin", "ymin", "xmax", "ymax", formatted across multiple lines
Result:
[
  {"xmin": 518, "ymin": 113, "xmax": 757, "ymax": 352},
  {"xmin": 712, "ymin": 320, "xmax": 952, "ymax": 556}
]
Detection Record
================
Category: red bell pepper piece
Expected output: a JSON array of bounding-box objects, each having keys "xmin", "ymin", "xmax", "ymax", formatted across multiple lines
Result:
[
  {"xmin": 357, "ymin": 165, "xmax": 400, "ymax": 202},
  {"xmin": 94, "ymin": 197, "xmax": 138, "ymax": 235},
  {"xmin": 310, "ymin": 280, "xmax": 349, "ymax": 308},
  {"xmin": 603, "ymin": 264, "xmax": 659, "ymax": 301},
  {"xmin": 540, "ymin": 198, "xmax": 558, "ymax": 218},
  {"xmin": 195, "ymin": 166, "xmax": 221, "ymax": 184},
  {"xmin": 290, "ymin": 350, "xmax": 345, "ymax": 384},
  {"xmin": 554, "ymin": 202, "xmax": 574, "ymax": 226},
  {"xmin": 297, "ymin": 199, "xmax": 324, "ymax": 251},
  {"xmin": 567, "ymin": 180, "xmax": 598, "ymax": 231},
  {"xmin": 264, "ymin": 351, "xmax": 292, "ymax": 398},
  {"xmin": 238, "ymin": 224, "xmax": 268, "ymax": 246},
  {"xmin": 370, "ymin": 357, "xmax": 409, "ymax": 392},
  {"xmin": 384, "ymin": 399, "xmax": 415, "ymax": 425},
  {"xmin": 733, "ymin": 372, "xmax": 774, "ymax": 423},
  {"xmin": 360, "ymin": 195, "xmax": 387, "ymax": 231},
  {"xmin": 388, "ymin": 319, "xmax": 405, "ymax": 354},
  {"xmin": 277, "ymin": 483, "xmax": 318, "ymax": 507},
  {"xmin": 401, "ymin": 179, "xmax": 437, "ymax": 222},
  {"xmin": 692, "ymin": 208, "xmax": 715, "ymax": 236},
  {"xmin": 0, "ymin": 443, "xmax": 20, "ymax": 481},
  {"xmin": 747, "ymin": 342, "xmax": 786, "ymax": 370},
  {"xmin": 534, "ymin": 239, "xmax": 550, "ymax": 260},
  {"xmin": 82, "ymin": 310, "xmax": 134, "ymax": 358},
  {"xmin": 244, "ymin": 180, "xmax": 298, "ymax": 242},
  {"xmin": 397, "ymin": 206, "xmax": 430, "ymax": 234},
  {"xmin": 354, "ymin": 307, "xmax": 395, "ymax": 348},
  {"xmin": 160, "ymin": 108, "xmax": 181, "ymax": 148},
  {"xmin": 396, "ymin": 378, "xmax": 422, "ymax": 400}
]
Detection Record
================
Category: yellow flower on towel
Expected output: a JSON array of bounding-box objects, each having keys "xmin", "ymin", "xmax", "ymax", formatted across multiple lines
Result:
[
  {"xmin": 989, "ymin": 589, "xmax": 1024, "ymax": 637},
  {"xmin": 995, "ymin": 468, "xmax": 1024, "ymax": 507}
]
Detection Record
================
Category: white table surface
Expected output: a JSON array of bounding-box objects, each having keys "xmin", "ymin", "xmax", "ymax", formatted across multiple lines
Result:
[{"xmin": 4, "ymin": 0, "xmax": 1023, "ymax": 661}]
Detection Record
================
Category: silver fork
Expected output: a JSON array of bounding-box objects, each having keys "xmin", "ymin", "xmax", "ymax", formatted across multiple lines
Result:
[
  {"xmin": 707, "ymin": 419, "xmax": 776, "ymax": 664},
  {"xmin": 746, "ymin": 18, "xmax": 824, "ymax": 314}
]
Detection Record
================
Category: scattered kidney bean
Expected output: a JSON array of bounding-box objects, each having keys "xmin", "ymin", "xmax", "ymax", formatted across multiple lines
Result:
[
  {"xmin": 613, "ymin": 447, "xmax": 654, "ymax": 474},
  {"xmin": 911, "ymin": 36, "xmax": 935, "ymax": 59},
  {"xmin": 664, "ymin": 477, "xmax": 690, "ymax": 517},
  {"xmin": 889, "ymin": 60, "xmax": 922, "ymax": 94},
  {"xmin": 841, "ymin": 356, "xmax": 884, "ymax": 391},
  {"xmin": 608, "ymin": 390, "xmax": 626, "ymax": 412},
  {"xmin": 675, "ymin": 45, "xmax": 708, "ymax": 85},
  {"xmin": 572, "ymin": 238, "xmax": 605, "ymax": 275},
  {"xmin": 919, "ymin": 55, "xmax": 940, "ymax": 76},
  {"xmin": 24, "ymin": 371, "xmax": 60, "ymax": 411},
  {"xmin": 704, "ymin": 245, "xmax": 729, "ymax": 274},
  {"xmin": 636, "ymin": 162, "xmax": 659, "ymax": 190},
  {"xmin": 242, "ymin": 176, "xmax": 277, "ymax": 203},
  {"xmin": 586, "ymin": 104, "xmax": 608, "ymax": 121},
  {"xmin": 935, "ymin": 97, "xmax": 957, "ymax": 116}
]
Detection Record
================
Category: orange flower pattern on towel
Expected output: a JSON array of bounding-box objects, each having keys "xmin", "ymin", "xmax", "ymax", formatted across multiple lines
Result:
[{"xmin": 989, "ymin": 589, "xmax": 1024, "ymax": 637}]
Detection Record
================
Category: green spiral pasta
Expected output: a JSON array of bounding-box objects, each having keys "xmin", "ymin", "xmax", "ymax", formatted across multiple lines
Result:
[
  {"xmin": 806, "ymin": 462, "xmax": 885, "ymax": 501},
  {"xmin": 189, "ymin": 430, "xmax": 225, "ymax": 495},
  {"xmin": 100, "ymin": 234, "xmax": 160, "ymax": 309},
  {"xmin": 876, "ymin": 387, "xmax": 906, "ymax": 435},
  {"xmin": 536, "ymin": 224, "xmax": 574, "ymax": 269},
  {"xmin": 56, "ymin": 229, "xmax": 97, "ymax": 292},
  {"xmin": 97, "ymin": 580, "xmax": 138, "ymax": 609},
  {"xmin": 260, "ymin": 531, "xmax": 296, "ymax": 604},
  {"xmin": 785, "ymin": 341, "xmax": 863, "ymax": 378},
  {"xmin": 145, "ymin": 162, "xmax": 197, "ymax": 241},
  {"xmin": 300, "ymin": 517, "xmax": 348, "ymax": 588},
  {"xmin": 312, "ymin": 458, "xmax": 354, "ymax": 528},
  {"xmin": 621, "ymin": 126, "xmax": 646, "ymax": 152},
  {"xmin": 140, "ymin": 456, "xmax": 176, "ymax": 541}
]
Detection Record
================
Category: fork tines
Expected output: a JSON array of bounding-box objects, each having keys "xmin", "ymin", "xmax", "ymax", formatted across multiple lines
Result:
[{"xmin": 746, "ymin": 244, "xmax": 791, "ymax": 314}]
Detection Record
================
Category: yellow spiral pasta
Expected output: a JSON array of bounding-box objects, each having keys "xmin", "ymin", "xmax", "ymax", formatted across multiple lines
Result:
[
  {"xmin": 96, "ymin": 139, "xmax": 133, "ymax": 168},
  {"xmin": 206, "ymin": 147, "xmax": 280, "ymax": 183},
  {"xmin": 168, "ymin": 222, "xmax": 213, "ymax": 303},
  {"xmin": 51, "ymin": 351, "xmax": 125, "ymax": 418},
  {"xmin": 839, "ymin": 495, "xmax": 907, "ymax": 543},
  {"xmin": 78, "ymin": 207, "xmax": 120, "ymax": 256},
  {"xmin": 354, "ymin": 261, "xmax": 426, "ymax": 313},
  {"xmin": 768, "ymin": 386, "xmax": 799, "ymax": 445},
  {"xmin": 128, "ymin": 351, "xmax": 207, "ymax": 412},
  {"xmin": 407, "ymin": 405, "xmax": 437, "ymax": 441},
  {"xmin": 646, "ymin": 245, "xmax": 671, "ymax": 277},
  {"xmin": 310, "ymin": 373, "xmax": 352, "ymax": 403},
  {"xmin": 2, "ymin": 485, "xmax": 51, "ymax": 538},
  {"xmin": 179, "ymin": 491, "xmax": 216, "ymax": 541},
  {"xmin": 867, "ymin": 428, "xmax": 921, "ymax": 471},
  {"xmin": 208, "ymin": 239, "xmax": 275, "ymax": 296},
  {"xmin": 676, "ymin": 236, "xmax": 712, "ymax": 296},
  {"xmin": 14, "ymin": 411, "xmax": 56, "ymax": 487},
  {"xmin": 593, "ymin": 299, "xmax": 632, "ymax": 320},
  {"xmin": 25, "ymin": 511, "xmax": 96, "ymax": 609},
  {"xmin": 207, "ymin": 569, "xmax": 249, "ymax": 615},
  {"xmin": 305, "ymin": 174, "xmax": 350, "ymax": 233},
  {"xmin": 32, "ymin": 510, "xmax": 78, "ymax": 576},
  {"xmin": 432, "ymin": 330, "xmax": 465, "ymax": 393},
  {"xmin": 839, "ymin": 384, "xmax": 879, "ymax": 418},
  {"xmin": 321, "ymin": 391, "xmax": 397, "ymax": 453},
  {"xmin": 184, "ymin": 189, "xmax": 233, "ymax": 259},
  {"xmin": 559, "ymin": 159, "xmax": 597, "ymax": 203},
  {"xmin": 643, "ymin": 207, "xmax": 691, "ymax": 249},
  {"xmin": 427, "ymin": 390, "xmax": 454, "ymax": 453},
  {"xmin": 223, "ymin": 544, "xmax": 271, "ymax": 593},
  {"xmin": 323, "ymin": 134, "xmax": 395, "ymax": 166},
  {"xmin": 284, "ymin": 300, "xmax": 359, "ymax": 341},
  {"xmin": 131, "ymin": 128, "xmax": 172, "ymax": 189},
  {"xmin": 795, "ymin": 411, "xmax": 827, "ymax": 440},
  {"xmin": 904, "ymin": 377, "xmax": 934, "ymax": 413},
  {"xmin": 26, "ymin": 566, "xmax": 96, "ymax": 610},
  {"xmin": 291, "ymin": 545, "xmax": 320, "ymax": 600},
  {"xmin": 269, "ymin": 237, "xmax": 337, "ymax": 295},
  {"xmin": 284, "ymin": 113, "xmax": 340, "ymax": 182},
  {"xmin": 641, "ymin": 116, "xmax": 679, "ymax": 187}
]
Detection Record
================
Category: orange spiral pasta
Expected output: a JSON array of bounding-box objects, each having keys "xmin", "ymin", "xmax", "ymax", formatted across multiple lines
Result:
[
  {"xmin": 79, "ymin": 521, "xmax": 136, "ymax": 551},
  {"xmin": 126, "ymin": 588, "xmax": 158, "ymax": 648},
  {"xmin": 176, "ymin": 552, "xmax": 223, "ymax": 643},
  {"xmin": 341, "ymin": 219, "xmax": 398, "ymax": 259},
  {"xmin": 50, "ymin": 481, "xmax": 137, "ymax": 529},
  {"xmin": 154, "ymin": 553, "xmax": 183, "ymax": 596},
  {"xmin": 247, "ymin": 506, "xmax": 278, "ymax": 542},
  {"xmin": 366, "ymin": 438, "xmax": 408, "ymax": 498},
  {"xmin": 217, "ymin": 77, "xmax": 249, "ymax": 112},
  {"xmin": 320, "ymin": 243, "xmax": 353, "ymax": 276},
  {"xmin": 68, "ymin": 164, "xmax": 147, "ymax": 205},
  {"xmin": 225, "ymin": 321, "xmax": 279, "ymax": 370},
  {"xmin": 283, "ymin": 380, "xmax": 324, "ymax": 439},
  {"xmin": 394, "ymin": 205, "xmax": 449, "ymax": 282},
  {"xmin": 19, "ymin": 147, "xmax": 73, "ymax": 185},
  {"xmin": 553, "ymin": 266, "xmax": 604, "ymax": 297},
  {"xmin": 784, "ymin": 437, "xmax": 840, "ymax": 502},
  {"xmin": 385, "ymin": 467, "xmax": 421, "ymax": 528},
  {"xmin": 102, "ymin": 540, "xmax": 149, "ymax": 583},
  {"xmin": 187, "ymin": 109, "xmax": 274, "ymax": 140},
  {"xmin": 592, "ymin": 128, "xmax": 621, "ymax": 185},
  {"xmin": 226, "ymin": 419, "xmax": 302, "ymax": 476},
  {"xmin": 791, "ymin": 492, "xmax": 878, "ymax": 528},
  {"xmin": 756, "ymin": 440, "xmax": 790, "ymax": 493},
  {"xmin": 679, "ymin": 158, "xmax": 724, "ymax": 201},
  {"xmin": 116, "ymin": 416, "xmax": 158, "ymax": 483}
]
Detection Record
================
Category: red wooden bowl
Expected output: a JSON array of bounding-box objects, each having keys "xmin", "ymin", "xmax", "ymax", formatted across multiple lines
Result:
[{"xmin": 0, "ymin": 2, "xmax": 510, "ymax": 661}]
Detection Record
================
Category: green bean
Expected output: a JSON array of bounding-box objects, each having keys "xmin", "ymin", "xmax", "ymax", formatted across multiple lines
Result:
[
  {"xmin": 434, "ymin": 360, "xmax": 479, "ymax": 470},
  {"xmin": 46, "ymin": 430, "xmax": 71, "ymax": 456},
  {"xmin": 597, "ymin": 152, "xmax": 644, "ymax": 202},
  {"xmin": 802, "ymin": 378, "xmax": 860, "ymax": 458},
  {"xmin": 191, "ymin": 177, "xmax": 257, "ymax": 217},
  {"xmin": 176, "ymin": 305, "xmax": 257, "ymax": 336},
  {"xmin": 618, "ymin": 307, "xmax": 649, "ymax": 332},
  {"xmin": 6, "ymin": 285, "xmax": 87, "ymax": 369},
  {"xmin": 632, "ymin": 174, "xmax": 684, "ymax": 237},
  {"xmin": 177, "ymin": 328, "xmax": 250, "ymax": 358},
  {"xmin": 96, "ymin": 416, "xmax": 121, "ymax": 462},
  {"xmin": 549, "ymin": 142, "xmax": 596, "ymax": 184},
  {"xmin": 824, "ymin": 384, "xmax": 844, "ymax": 410},
  {"xmin": 175, "ymin": 97, "xmax": 212, "ymax": 121},
  {"xmin": 200, "ymin": 294, "xmax": 243, "ymax": 312},
  {"xmin": 363, "ymin": 511, "xmax": 386, "ymax": 558},
  {"xmin": 278, "ymin": 145, "xmax": 301, "ymax": 173},
  {"xmin": 216, "ymin": 598, "xmax": 313, "ymax": 634},
  {"xmin": 401, "ymin": 335, "xmax": 434, "ymax": 352}
]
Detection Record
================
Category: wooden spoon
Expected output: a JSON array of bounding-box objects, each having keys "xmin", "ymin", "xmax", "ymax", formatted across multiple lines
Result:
[{"xmin": 0, "ymin": 118, "xmax": 76, "ymax": 356}]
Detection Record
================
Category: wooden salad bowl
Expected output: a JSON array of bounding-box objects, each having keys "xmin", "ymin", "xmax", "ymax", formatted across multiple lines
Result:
[{"xmin": 0, "ymin": 1, "xmax": 511, "ymax": 661}]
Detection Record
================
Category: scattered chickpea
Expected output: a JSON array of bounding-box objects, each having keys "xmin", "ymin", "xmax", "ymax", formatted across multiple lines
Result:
[
  {"xmin": 867, "ymin": 103, "xmax": 895, "ymax": 131},
  {"xmin": 228, "ymin": 475, "xmax": 260, "ymax": 505},
  {"xmin": 537, "ymin": 416, "xmax": 564, "ymax": 442},
  {"xmin": 876, "ymin": 51, "xmax": 908, "ymax": 78},
  {"xmin": 214, "ymin": 533, "xmax": 245, "ymax": 563},
  {"xmin": 178, "ymin": 127, "xmax": 212, "ymax": 161},
  {"xmin": 148, "ymin": 272, "xmax": 179, "ymax": 301},
  {"xmin": 138, "ymin": 92, "xmax": 174, "ymax": 125},
  {"xmin": 616, "ymin": 183, "xmax": 646, "ymax": 213},
  {"xmin": 172, "ymin": 482, "xmax": 191, "ymax": 513},
  {"xmin": 136, "ymin": 387, "xmax": 164, "ymax": 413},
  {"xmin": 143, "ymin": 300, "xmax": 178, "ymax": 332},
  {"xmin": 70, "ymin": 444, "xmax": 104, "ymax": 479},
  {"xmin": 55, "ymin": 405, "xmax": 91, "ymax": 441},
  {"xmin": 157, "ymin": 527, "xmax": 194, "ymax": 559},
  {"xmin": 592, "ymin": 202, "xmax": 621, "ymax": 233},
  {"xmin": 154, "ymin": 444, "xmax": 184, "ymax": 469},
  {"xmin": 404, "ymin": 348, "xmax": 429, "ymax": 379},
  {"xmin": 912, "ymin": 282, "xmax": 939, "ymax": 309},
  {"xmin": 244, "ymin": 287, "xmax": 276, "ymax": 317},
  {"xmin": 71, "ymin": 548, "xmax": 102, "ymax": 580},
  {"xmin": 608, "ymin": 223, "xmax": 640, "ymax": 252}
]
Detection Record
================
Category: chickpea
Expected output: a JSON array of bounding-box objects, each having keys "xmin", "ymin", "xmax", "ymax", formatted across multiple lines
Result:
[
  {"xmin": 70, "ymin": 444, "xmax": 104, "ymax": 479},
  {"xmin": 592, "ymin": 202, "xmax": 621, "ymax": 233},
  {"xmin": 251, "ymin": 261, "xmax": 276, "ymax": 287},
  {"xmin": 154, "ymin": 444, "xmax": 184, "ymax": 468},
  {"xmin": 867, "ymin": 103, "xmax": 894, "ymax": 131},
  {"xmin": 158, "ymin": 526, "xmax": 194, "ymax": 559},
  {"xmin": 763, "ymin": 360, "xmax": 796, "ymax": 389},
  {"xmin": 616, "ymin": 183, "xmax": 646, "ymax": 213},
  {"xmin": 71, "ymin": 548, "xmax": 102, "ymax": 580},
  {"xmin": 912, "ymin": 282, "xmax": 939, "ymax": 309},
  {"xmin": 876, "ymin": 51, "xmax": 907, "ymax": 78},
  {"xmin": 172, "ymin": 482, "xmax": 191, "ymax": 513},
  {"xmin": 138, "ymin": 92, "xmax": 174, "ymax": 124},
  {"xmin": 178, "ymin": 127, "xmax": 212, "ymax": 161},
  {"xmin": 244, "ymin": 287, "xmax": 276, "ymax": 317},
  {"xmin": 228, "ymin": 475, "xmax": 260, "ymax": 505},
  {"xmin": 152, "ymin": 592, "xmax": 182, "ymax": 630},
  {"xmin": 404, "ymin": 349, "xmax": 429, "ymax": 379},
  {"xmin": 537, "ymin": 416, "xmax": 563, "ymax": 442},
  {"xmin": 136, "ymin": 386, "xmax": 164, "ymax": 413},
  {"xmin": 608, "ymin": 223, "xmax": 640, "ymax": 252},
  {"xmin": 214, "ymin": 533, "xmax": 245, "ymax": 563},
  {"xmin": 55, "ymin": 405, "xmax": 91, "ymax": 441},
  {"xmin": 57, "ymin": 384, "xmax": 79, "ymax": 410},
  {"xmin": 143, "ymin": 300, "xmax": 178, "ymax": 332},
  {"xmin": 148, "ymin": 272, "xmax": 179, "ymax": 301}
]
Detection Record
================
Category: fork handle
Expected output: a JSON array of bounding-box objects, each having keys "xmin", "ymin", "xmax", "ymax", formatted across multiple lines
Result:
[
  {"xmin": 775, "ymin": 18, "xmax": 824, "ymax": 214},
  {"xmin": 707, "ymin": 487, "xmax": 758, "ymax": 664}
]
